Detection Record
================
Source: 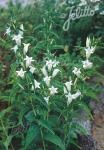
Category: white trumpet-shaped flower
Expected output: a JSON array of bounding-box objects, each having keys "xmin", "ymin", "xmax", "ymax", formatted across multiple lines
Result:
[
  {"xmin": 52, "ymin": 69, "xmax": 60, "ymax": 78},
  {"xmin": 64, "ymin": 80, "xmax": 81, "ymax": 105},
  {"xmin": 46, "ymin": 60, "xmax": 53, "ymax": 71},
  {"xmin": 82, "ymin": 59, "xmax": 93, "ymax": 69},
  {"xmin": 41, "ymin": 65, "xmax": 48, "ymax": 76},
  {"xmin": 24, "ymin": 55, "xmax": 34, "ymax": 68},
  {"xmin": 86, "ymin": 37, "xmax": 91, "ymax": 48},
  {"xmin": 23, "ymin": 43, "xmax": 30, "ymax": 55},
  {"xmin": 29, "ymin": 66, "xmax": 36, "ymax": 74},
  {"xmin": 64, "ymin": 86, "xmax": 68, "ymax": 94},
  {"xmin": 20, "ymin": 24, "xmax": 24, "ymax": 31},
  {"xmin": 53, "ymin": 60, "xmax": 59, "ymax": 68},
  {"xmin": 44, "ymin": 96, "xmax": 50, "ymax": 104},
  {"xmin": 19, "ymin": 24, "xmax": 24, "ymax": 36},
  {"xmin": 12, "ymin": 34, "xmax": 23, "ymax": 46},
  {"xmin": 72, "ymin": 67, "xmax": 81, "ymax": 77},
  {"xmin": 43, "ymin": 76, "xmax": 51, "ymax": 86},
  {"xmin": 65, "ymin": 80, "xmax": 72, "ymax": 92},
  {"xmin": 65, "ymin": 90, "xmax": 81, "ymax": 106},
  {"xmin": 16, "ymin": 68, "xmax": 26, "ymax": 78},
  {"xmin": 72, "ymin": 90, "xmax": 81, "ymax": 99},
  {"xmin": 49, "ymin": 86, "xmax": 58, "ymax": 95},
  {"xmin": 85, "ymin": 46, "xmax": 95, "ymax": 59},
  {"xmin": 66, "ymin": 93, "xmax": 74, "ymax": 105},
  {"xmin": 6, "ymin": 27, "xmax": 11, "ymax": 35},
  {"xmin": 11, "ymin": 45, "xmax": 18, "ymax": 53},
  {"xmin": 34, "ymin": 79, "xmax": 40, "ymax": 89}
]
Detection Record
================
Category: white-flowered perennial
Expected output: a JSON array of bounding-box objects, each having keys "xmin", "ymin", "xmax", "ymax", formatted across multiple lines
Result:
[
  {"xmin": 52, "ymin": 69, "xmax": 60, "ymax": 78},
  {"xmin": 43, "ymin": 76, "xmax": 51, "ymax": 87},
  {"xmin": 46, "ymin": 60, "xmax": 54, "ymax": 71},
  {"xmin": 6, "ymin": 27, "xmax": 11, "ymax": 35},
  {"xmin": 44, "ymin": 96, "xmax": 50, "ymax": 104},
  {"xmin": 85, "ymin": 46, "xmax": 95, "ymax": 59},
  {"xmin": 11, "ymin": 45, "xmax": 18, "ymax": 53},
  {"xmin": 64, "ymin": 81, "xmax": 81, "ymax": 105},
  {"xmin": 82, "ymin": 59, "xmax": 93, "ymax": 69},
  {"xmin": 19, "ymin": 24, "xmax": 24, "ymax": 36},
  {"xmin": 49, "ymin": 86, "xmax": 58, "ymax": 95},
  {"xmin": 41, "ymin": 65, "xmax": 48, "ymax": 77},
  {"xmin": 34, "ymin": 79, "xmax": 40, "ymax": 89},
  {"xmin": 86, "ymin": 37, "xmax": 91, "ymax": 48},
  {"xmin": 20, "ymin": 24, "xmax": 24, "ymax": 31},
  {"xmin": 29, "ymin": 66, "xmax": 36, "ymax": 74},
  {"xmin": 24, "ymin": 55, "xmax": 34, "ymax": 68},
  {"xmin": 23, "ymin": 43, "xmax": 30, "ymax": 55},
  {"xmin": 72, "ymin": 67, "xmax": 81, "ymax": 77},
  {"xmin": 16, "ymin": 68, "xmax": 26, "ymax": 78},
  {"xmin": 64, "ymin": 80, "xmax": 72, "ymax": 93},
  {"xmin": 46, "ymin": 59, "xmax": 59, "ymax": 71},
  {"xmin": 66, "ymin": 90, "xmax": 81, "ymax": 105},
  {"xmin": 52, "ymin": 60, "xmax": 59, "ymax": 68},
  {"xmin": 12, "ymin": 34, "xmax": 23, "ymax": 46}
]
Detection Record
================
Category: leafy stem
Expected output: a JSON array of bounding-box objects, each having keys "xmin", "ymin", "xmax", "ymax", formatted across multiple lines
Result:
[{"xmin": 40, "ymin": 128, "xmax": 46, "ymax": 150}]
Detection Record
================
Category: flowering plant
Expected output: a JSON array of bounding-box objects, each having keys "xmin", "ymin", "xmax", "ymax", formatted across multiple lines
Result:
[{"xmin": 0, "ymin": 23, "xmax": 99, "ymax": 150}]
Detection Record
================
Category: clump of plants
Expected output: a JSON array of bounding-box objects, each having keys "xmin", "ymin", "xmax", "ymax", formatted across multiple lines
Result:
[{"xmin": 0, "ymin": 20, "xmax": 99, "ymax": 150}]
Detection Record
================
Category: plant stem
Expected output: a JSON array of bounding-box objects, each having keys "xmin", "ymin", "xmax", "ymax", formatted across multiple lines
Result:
[
  {"xmin": 30, "ymin": 97, "xmax": 36, "ymax": 116},
  {"xmin": 40, "ymin": 128, "xmax": 46, "ymax": 150}
]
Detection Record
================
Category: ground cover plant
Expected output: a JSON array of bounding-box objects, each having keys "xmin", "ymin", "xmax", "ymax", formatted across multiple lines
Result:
[{"xmin": 0, "ymin": 0, "xmax": 104, "ymax": 150}]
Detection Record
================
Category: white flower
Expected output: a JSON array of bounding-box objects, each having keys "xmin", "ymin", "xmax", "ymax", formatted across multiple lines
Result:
[
  {"xmin": 12, "ymin": 34, "xmax": 23, "ymax": 46},
  {"xmin": 49, "ymin": 86, "xmax": 58, "ymax": 95},
  {"xmin": 45, "ymin": 59, "xmax": 59, "ymax": 71},
  {"xmin": 31, "ymin": 85, "xmax": 34, "ymax": 91},
  {"xmin": 65, "ymin": 80, "xmax": 72, "ymax": 92},
  {"xmin": 19, "ymin": 24, "xmax": 24, "ymax": 36},
  {"xmin": 23, "ymin": 43, "xmax": 30, "ymax": 55},
  {"xmin": 19, "ymin": 30, "xmax": 23, "ymax": 36},
  {"xmin": 46, "ymin": 60, "xmax": 53, "ymax": 71},
  {"xmin": 53, "ymin": 60, "xmax": 59, "ymax": 68},
  {"xmin": 44, "ymin": 96, "xmax": 50, "ymax": 104},
  {"xmin": 11, "ymin": 45, "xmax": 18, "ymax": 53},
  {"xmin": 65, "ymin": 90, "xmax": 81, "ymax": 106},
  {"xmin": 66, "ymin": 93, "xmax": 73, "ymax": 105},
  {"xmin": 16, "ymin": 68, "xmax": 26, "ymax": 78},
  {"xmin": 82, "ymin": 59, "xmax": 93, "ymax": 69},
  {"xmin": 24, "ymin": 55, "xmax": 34, "ymax": 68},
  {"xmin": 72, "ymin": 67, "xmax": 81, "ymax": 77},
  {"xmin": 29, "ymin": 66, "xmax": 36, "ymax": 74},
  {"xmin": 34, "ymin": 79, "xmax": 40, "ymax": 89},
  {"xmin": 5, "ymin": 27, "xmax": 11, "ymax": 35},
  {"xmin": 20, "ymin": 24, "xmax": 24, "ymax": 31},
  {"xmin": 85, "ymin": 46, "xmax": 95, "ymax": 59},
  {"xmin": 52, "ymin": 69, "xmax": 60, "ymax": 78},
  {"xmin": 86, "ymin": 37, "xmax": 91, "ymax": 48},
  {"xmin": 64, "ymin": 86, "xmax": 68, "ymax": 94},
  {"xmin": 44, "ymin": 76, "xmax": 51, "ymax": 86},
  {"xmin": 41, "ymin": 65, "xmax": 48, "ymax": 76},
  {"xmin": 72, "ymin": 90, "xmax": 81, "ymax": 99}
]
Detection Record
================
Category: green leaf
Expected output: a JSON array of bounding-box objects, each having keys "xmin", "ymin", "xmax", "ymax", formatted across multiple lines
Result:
[
  {"xmin": 24, "ymin": 125, "xmax": 39, "ymax": 149},
  {"xmin": 25, "ymin": 111, "xmax": 35, "ymax": 123},
  {"xmin": 44, "ymin": 132, "xmax": 66, "ymax": 150},
  {"xmin": 38, "ymin": 119, "xmax": 54, "ymax": 134}
]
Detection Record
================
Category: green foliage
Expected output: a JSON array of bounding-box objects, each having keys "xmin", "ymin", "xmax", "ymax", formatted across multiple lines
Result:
[{"xmin": 0, "ymin": 0, "xmax": 104, "ymax": 150}]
